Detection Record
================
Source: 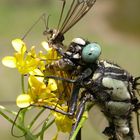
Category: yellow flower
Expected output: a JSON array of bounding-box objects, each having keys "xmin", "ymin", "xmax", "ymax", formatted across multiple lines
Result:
[
  {"xmin": 41, "ymin": 41, "xmax": 59, "ymax": 64},
  {"xmin": 53, "ymin": 106, "xmax": 73, "ymax": 133},
  {"xmin": 29, "ymin": 68, "xmax": 44, "ymax": 82},
  {"xmin": 2, "ymin": 56, "xmax": 16, "ymax": 68},
  {"xmin": 2, "ymin": 39, "xmax": 40, "ymax": 74},
  {"xmin": 42, "ymin": 41, "xmax": 52, "ymax": 52},
  {"xmin": 2, "ymin": 38, "xmax": 75, "ymax": 138},
  {"xmin": 12, "ymin": 39, "xmax": 26, "ymax": 53},
  {"xmin": 28, "ymin": 75, "xmax": 58, "ymax": 104},
  {"xmin": 47, "ymin": 79, "xmax": 57, "ymax": 91}
]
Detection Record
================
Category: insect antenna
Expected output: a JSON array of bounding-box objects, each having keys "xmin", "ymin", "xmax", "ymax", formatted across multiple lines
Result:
[
  {"xmin": 42, "ymin": 14, "xmax": 53, "ymax": 41},
  {"xmin": 42, "ymin": 13, "xmax": 48, "ymax": 31}
]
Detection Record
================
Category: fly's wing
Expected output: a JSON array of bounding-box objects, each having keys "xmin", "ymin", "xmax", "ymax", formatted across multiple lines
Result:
[{"xmin": 58, "ymin": 0, "xmax": 96, "ymax": 34}]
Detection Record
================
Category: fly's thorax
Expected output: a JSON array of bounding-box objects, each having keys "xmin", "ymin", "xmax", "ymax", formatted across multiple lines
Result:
[
  {"xmin": 77, "ymin": 59, "xmax": 137, "ymax": 129},
  {"xmin": 102, "ymin": 77, "xmax": 131, "ymax": 100}
]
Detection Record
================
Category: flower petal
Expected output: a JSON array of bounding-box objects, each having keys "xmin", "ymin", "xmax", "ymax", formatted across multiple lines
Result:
[
  {"xmin": 52, "ymin": 131, "xmax": 59, "ymax": 140},
  {"xmin": 48, "ymin": 79, "xmax": 57, "ymax": 91},
  {"xmin": 2, "ymin": 56, "xmax": 16, "ymax": 68},
  {"xmin": 42, "ymin": 41, "xmax": 52, "ymax": 51},
  {"xmin": 54, "ymin": 113, "xmax": 73, "ymax": 133},
  {"xmin": 28, "ymin": 75, "xmax": 46, "ymax": 90},
  {"xmin": 16, "ymin": 94, "xmax": 32, "ymax": 108},
  {"xmin": 12, "ymin": 39, "xmax": 26, "ymax": 53},
  {"xmin": 29, "ymin": 69, "xmax": 44, "ymax": 82}
]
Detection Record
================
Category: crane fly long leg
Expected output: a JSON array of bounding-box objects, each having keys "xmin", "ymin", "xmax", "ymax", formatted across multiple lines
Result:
[{"xmin": 22, "ymin": 13, "xmax": 47, "ymax": 40}]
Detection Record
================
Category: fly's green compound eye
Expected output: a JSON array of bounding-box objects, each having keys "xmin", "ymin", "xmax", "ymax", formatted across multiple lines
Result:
[{"xmin": 82, "ymin": 43, "xmax": 101, "ymax": 63}]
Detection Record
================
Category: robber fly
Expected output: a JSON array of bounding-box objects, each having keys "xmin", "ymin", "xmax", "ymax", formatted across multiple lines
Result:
[{"xmin": 37, "ymin": 0, "xmax": 140, "ymax": 140}]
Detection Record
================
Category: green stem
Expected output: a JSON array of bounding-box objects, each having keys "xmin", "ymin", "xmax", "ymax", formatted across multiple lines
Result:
[
  {"xmin": 42, "ymin": 116, "xmax": 54, "ymax": 132},
  {"xmin": 70, "ymin": 102, "xmax": 95, "ymax": 140},
  {"xmin": 40, "ymin": 118, "xmax": 55, "ymax": 140},
  {"xmin": 21, "ymin": 75, "xmax": 25, "ymax": 93},
  {"xmin": 0, "ymin": 110, "xmax": 25, "ymax": 132},
  {"xmin": 25, "ymin": 131, "xmax": 37, "ymax": 140},
  {"xmin": 0, "ymin": 105, "xmax": 17, "ymax": 116},
  {"xmin": 28, "ymin": 108, "xmax": 46, "ymax": 129},
  {"xmin": 36, "ymin": 117, "xmax": 55, "ymax": 138},
  {"xmin": 70, "ymin": 111, "xmax": 88, "ymax": 140}
]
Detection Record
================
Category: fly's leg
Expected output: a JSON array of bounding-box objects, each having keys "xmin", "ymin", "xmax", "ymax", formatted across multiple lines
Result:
[
  {"xmin": 33, "ymin": 71, "xmax": 93, "ymax": 139},
  {"xmin": 31, "ymin": 104, "xmax": 69, "ymax": 115},
  {"xmin": 103, "ymin": 123, "xmax": 115, "ymax": 138},
  {"xmin": 44, "ymin": 68, "xmax": 93, "ymax": 116},
  {"xmin": 133, "ymin": 101, "xmax": 140, "ymax": 135},
  {"xmin": 68, "ymin": 85, "xmax": 80, "ymax": 116},
  {"xmin": 44, "ymin": 68, "xmax": 92, "ymax": 83},
  {"xmin": 69, "ymin": 93, "xmax": 92, "ymax": 139},
  {"xmin": 44, "ymin": 75, "xmax": 77, "ymax": 83}
]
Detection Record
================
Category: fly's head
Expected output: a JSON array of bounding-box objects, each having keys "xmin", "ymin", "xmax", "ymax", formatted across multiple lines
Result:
[{"xmin": 65, "ymin": 37, "xmax": 101, "ymax": 67}]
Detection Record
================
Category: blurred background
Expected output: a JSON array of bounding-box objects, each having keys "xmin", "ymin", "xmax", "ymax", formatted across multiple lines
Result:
[{"xmin": 0, "ymin": 0, "xmax": 140, "ymax": 139}]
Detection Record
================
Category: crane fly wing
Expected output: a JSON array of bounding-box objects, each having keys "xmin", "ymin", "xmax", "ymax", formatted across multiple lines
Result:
[{"xmin": 59, "ymin": 0, "xmax": 96, "ymax": 34}]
